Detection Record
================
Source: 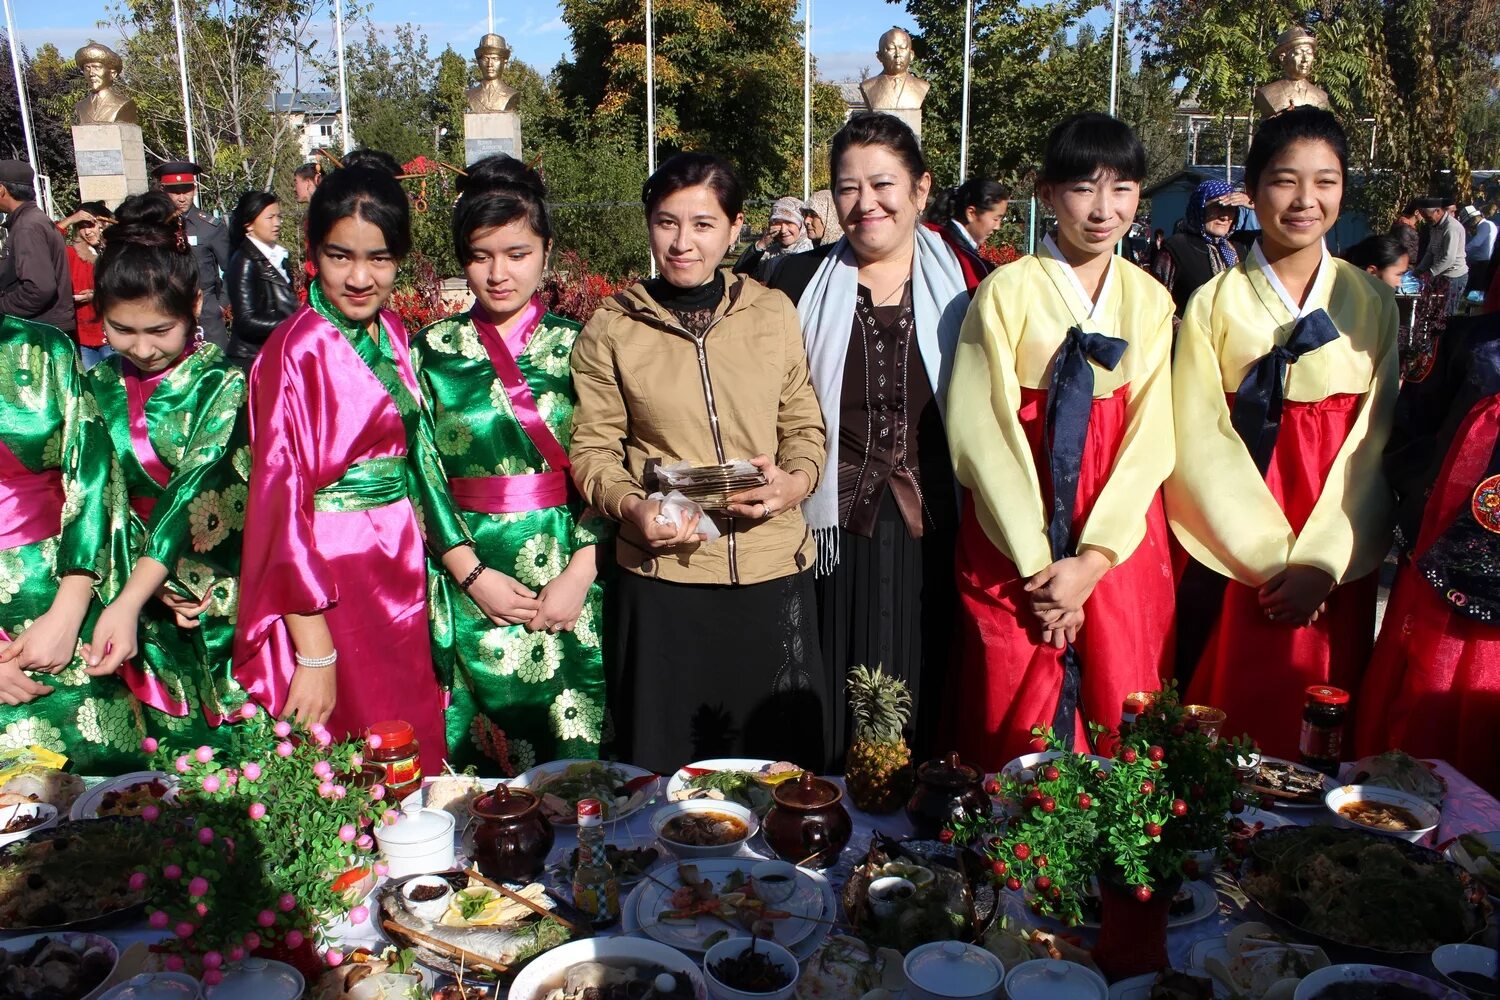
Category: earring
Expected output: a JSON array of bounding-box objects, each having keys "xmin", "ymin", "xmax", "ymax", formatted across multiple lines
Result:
[{"xmin": 193, "ymin": 326, "xmax": 206, "ymax": 347}]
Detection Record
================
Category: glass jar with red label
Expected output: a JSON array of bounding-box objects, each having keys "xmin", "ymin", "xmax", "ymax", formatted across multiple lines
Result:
[
  {"xmin": 366, "ymin": 720, "xmax": 421, "ymax": 800},
  {"xmin": 1299, "ymin": 686, "xmax": 1349, "ymax": 775}
]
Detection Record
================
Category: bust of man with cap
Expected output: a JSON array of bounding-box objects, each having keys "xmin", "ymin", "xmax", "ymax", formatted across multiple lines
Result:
[
  {"xmin": 152, "ymin": 161, "xmax": 232, "ymax": 347},
  {"xmin": 860, "ymin": 27, "xmax": 929, "ymax": 112},
  {"xmin": 466, "ymin": 34, "xmax": 520, "ymax": 114},
  {"xmin": 1253, "ymin": 26, "xmax": 1330, "ymax": 118},
  {"xmin": 74, "ymin": 41, "xmax": 139, "ymax": 126}
]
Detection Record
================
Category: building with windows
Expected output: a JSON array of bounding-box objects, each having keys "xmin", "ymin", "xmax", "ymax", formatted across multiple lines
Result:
[{"xmin": 270, "ymin": 92, "xmax": 342, "ymax": 161}]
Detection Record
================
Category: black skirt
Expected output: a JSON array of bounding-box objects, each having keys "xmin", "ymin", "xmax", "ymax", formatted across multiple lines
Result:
[
  {"xmin": 606, "ymin": 570, "xmax": 828, "ymax": 775},
  {"xmin": 817, "ymin": 490, "xmax": 957, "ymax": 769}
]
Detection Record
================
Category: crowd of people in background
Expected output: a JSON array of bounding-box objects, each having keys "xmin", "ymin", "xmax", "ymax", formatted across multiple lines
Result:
[{"xmin": 0, "ymin": 105, "xmax": 1497, "ymax": 800}]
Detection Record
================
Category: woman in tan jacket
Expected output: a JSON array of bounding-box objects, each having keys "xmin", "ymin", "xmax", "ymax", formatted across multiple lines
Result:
[{"xmin": 570, "ymin": 153, "xmax": 828, "ymax": 773}]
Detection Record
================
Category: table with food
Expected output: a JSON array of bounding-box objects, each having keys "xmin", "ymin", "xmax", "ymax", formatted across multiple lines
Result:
[{"xmin": 2, "ymin": 686, "xmax": 1498, "ymax": 1000}]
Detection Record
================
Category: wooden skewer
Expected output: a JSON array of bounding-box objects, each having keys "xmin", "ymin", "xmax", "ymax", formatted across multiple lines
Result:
[
  {"xmin": 380, "ymin": 918, "xmax": 509, "ymax": 975},
  {"xmin": 462, "ymin": 867, "xmax": 585, "ymax": 936}
]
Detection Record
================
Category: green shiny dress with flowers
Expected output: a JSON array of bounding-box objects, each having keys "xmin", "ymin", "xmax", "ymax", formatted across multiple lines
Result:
[
  {"xmin": 0, "ymin": 316, "xmax": 144, "ymax": 772},
  {"xmin": 413, "ymin": 311, "xmax": 609, "ymax": 775},
  {"xmin": 89, "ymin": 343, "xmax": 252, "ymax": 745}
]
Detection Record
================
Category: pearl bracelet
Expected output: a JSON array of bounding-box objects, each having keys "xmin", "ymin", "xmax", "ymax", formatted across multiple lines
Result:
[{"xmin": 294, "ymin": 650, "xmax": 338, "ymax": 669}]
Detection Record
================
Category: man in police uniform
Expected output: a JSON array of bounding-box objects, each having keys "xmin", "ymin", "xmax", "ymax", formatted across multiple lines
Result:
[{"xmin": 152, "ymin": 161, "xmax": 231, "ymax": 347}]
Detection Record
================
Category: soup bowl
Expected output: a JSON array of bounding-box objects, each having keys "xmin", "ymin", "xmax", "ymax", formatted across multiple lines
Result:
[
  {"xmin": 509, "ymin": 937, "xmax": 708, "ymax": 1000},
  {"xmin": 651, "ymin": 799, "xmax": 758, "ymax": 859},
  {"xmin": 1324, "ymin": 785, "xmax": 1440, "ymax": 843}
]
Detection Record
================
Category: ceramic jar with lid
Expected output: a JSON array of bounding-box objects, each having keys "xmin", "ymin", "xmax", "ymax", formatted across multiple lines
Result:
[
  {"xmin": 762, "ymin": 772, "xmax": 852, "ymax": 870},
  {"xmin": 903, "ymin": 940, "xmax": 1005, "ymax": 1000},
  {"xmin": 470, "ymin": 784, "xmax": 554, "ymax": 883},
  {"xmin": 1003, "ymin": 959, "xmax": 1109, "ymax": 1000},
  {"xmin": 905, "ymin": 752, "xmax": 990, "ymax": 839},
  {"xmin": 204, "ymin": 958, "xmax": 305, "ymax": 1000},
  {"xmin": 99, "ymin": 973, "xmax": 203, "ymax": 1000},
  {"xmin": 375, "ymin": 806, "xmax": 456, "ymax": 879}
]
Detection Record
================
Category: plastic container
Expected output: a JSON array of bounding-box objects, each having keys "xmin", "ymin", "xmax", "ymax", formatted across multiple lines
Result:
[
  {"xmin": 204, "ymin": 958, "xmax": 304, "ymax": 1000},
  {"xmin": 375, "ymin": 806, "xmax": 456, "ymax": 878},
  {"xmin": 99, "ymin": 974, "xmax": 203, "ymax": 1000}
]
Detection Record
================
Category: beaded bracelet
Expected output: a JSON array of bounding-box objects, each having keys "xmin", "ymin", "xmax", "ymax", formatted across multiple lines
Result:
[
  {"xmin": 460, "ymin": 561, "xmax": 487, "ymax": 591},
  {"xmin": 294, "ymin": 650, "xmax": 337, "ymax": 669}
]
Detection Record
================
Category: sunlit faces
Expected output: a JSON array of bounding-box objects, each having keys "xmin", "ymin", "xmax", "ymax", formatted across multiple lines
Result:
[
  {"xmin": 464, "ymin": 217, "xmax": 548, "ymax": 321},
  {"xmin": 314, "ymin": 215, "xmax": 400, "ymax": 325},
  {"xmin": 804, "ymin": 211, "xmax": 826, "ymax": 243},
  {"xmin": 1203, "ymin": 202, "xmax": 1237, "ymax": 238},
  {"xmin": 77, "ymin": 220, "xmax": 103, "ymax": 248},
  {"xmin": 248, "ymin": 202, "xmax": 282, "ymax": 246},
  {"xmin": 768, "ymin": 217, "xmax": 803, "ymax": 248},
  {"xmin": 963, "ymin": 201, "xmax": 1007, "ymax": 245},
  {"xmin": 834, "ymin": 144, "xmax": 932, "ymax": 264},
  {"xmin": 648, "ymin": 184, "xmax": 744, "ymax": 289},
  {"xmin": 102, "ymin": 296, "xmax": 200, "ymax": 373},
  {"xmin": 1039, "ymin": 173, "xmax": 1140, "ymax": 257},
  {"xmin": 1250, "ymin": 138, "xmax": 1343, "ymax": 254},
  {"xmin": 164, "ymin": 188, "xmax": 195, "ymax": 217}
]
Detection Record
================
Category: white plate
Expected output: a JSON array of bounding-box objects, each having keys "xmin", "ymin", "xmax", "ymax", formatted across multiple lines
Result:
[
  {"xmin": 623, "ymin": 859, "xmax": 836, "ymax": 961},
  {"xmin": 633, "ymin": 857, "xmax": 823, "ymax": 952},
  {"xmin": 1238, "ymin": 806, "xmax": 1295, "ymax": 831},
  {"xmin": 509, "ymin": 937, "xmax": 708, "ymax": 1000},
  {"xmin": 69, "ymin": 771, "xmax": 179, "ymax": 821},
  {"xmin": 1251, "ymin": 757, "xmax": 1337, "ymax": 809},
  {"xmin": 0, "ymin": 931, "xmax": 119, "ymax": 1000},
  {"xmin": 511, "ymin": 759, "xmax": 659, "ymax": 825},
  {"xmin": 1186, "ymin": 937, "xmax": 1238, "ymax": 998},
  {"xmin": 0, "ymin": 801, "xmax": 58, "ymax": 848},
  {"xmin": 665, "ymin": 758, "xmax": 779, "ymax": 800}
]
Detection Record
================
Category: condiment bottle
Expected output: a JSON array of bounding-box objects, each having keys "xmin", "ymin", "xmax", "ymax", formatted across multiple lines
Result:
[
  {"xmin": 1299, "ymin": 685, "xmax": 1350, "ymax": 775},
  {"xmin": 570, "ymin": 797, "xmax": 619, "ymax": 927},
  {"xmin": 365, "ymin": 720, "xmax": 422, "ymax": 800}
]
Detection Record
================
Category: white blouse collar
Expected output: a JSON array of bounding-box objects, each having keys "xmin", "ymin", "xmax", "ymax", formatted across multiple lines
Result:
[
  {"xmin": 1042, "ymin": 233, "xmax": 1116, "ymax": 321},
  {"xmin": 1251, "ymin": 239, "xmax": 1331, "ymax": 320}
]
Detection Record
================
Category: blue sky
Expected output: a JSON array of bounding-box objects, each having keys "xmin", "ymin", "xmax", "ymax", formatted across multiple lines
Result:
[{"xmin": 18, "ymin": 0, "xmax": 936, "ymax": 85}]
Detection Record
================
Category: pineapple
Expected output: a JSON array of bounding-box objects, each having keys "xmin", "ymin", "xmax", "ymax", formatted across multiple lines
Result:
[{"xmin": 844, "ymin": 663, "xmax": 916, "ymax": 814}]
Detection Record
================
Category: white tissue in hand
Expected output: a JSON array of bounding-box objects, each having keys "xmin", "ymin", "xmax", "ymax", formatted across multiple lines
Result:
[{"xmin": 648, "ymin": 490, "xmax": 722, "ymax": 542}]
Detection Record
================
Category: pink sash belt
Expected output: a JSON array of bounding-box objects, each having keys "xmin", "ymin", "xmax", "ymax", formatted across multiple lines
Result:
[
  {"xmin": 0, "ymin": 467, "xmax": 64, "ymax": 550},
  {"xmin": 447, "ymin": 472, "xmax": 571, "ymax": 514}
]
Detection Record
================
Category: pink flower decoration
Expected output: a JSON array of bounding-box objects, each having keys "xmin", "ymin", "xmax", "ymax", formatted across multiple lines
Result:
[
  {"xmin": 373, "ymin": 862, "xmax": 389, "ymax": 877},
  {"xmin": 174, "ymin": 755, "xmax": 190, "ymax": 774},
  {"xmin": 174, "ymin": 921, "xmax": 194, "ymax": 939},
  {"xmin": 279, "ymin": 893, "xmax": 296, "ymax": 912},
  {"xmin": 332, "ymin": 784, "xmax": 347, "ymax": 799},
  {"xmin": 194, "ymin": 745, "xmax": 214, "ymax": 763},
  {"xmin": 313, "ymin": 760, "xmax": 333, "ymax": 779},
  {"xmin": 257, "ymin": 909, "xmax": 276, "ymax": 928},
  {"xmin": 350, "ymin": 754, "xmax": 364, "ymax": 768},
  {"xmin": 276, "ymin": 742, "xmax": 295, "ymax": 757},
  {"xmin": 195, "ymin": 902, "xmax": 208, "ymax": 917},
  {"xmin": 367, "ymin": 734, "xmax": 384, "ymax": 750},
  {"xmin": 243, "ymin": 762, "xmax": 262, "ymax": 781},
  {"xmin": 382, "ymin": 810, "xmax": 398, "ymax": 825},
  {"xmin": 128, "ymin": 872, "xmax": 148, "ymax": 891},
  {"xmin": 164, "ymin": 955, "xmax": 184, "ymax": 973},
  {"xmin": 228, "ymin": 947, "xmax": 246, "ymax": 962},
  {"xmin": 318, "ymin": 781, "xmax": 335, "ymax": 798},
  {"xmin": 240, "ymin": 702, "xmax": 258, "ymax": 720},
  {"xmin": 141, "ymin": 804, "xmax": 160, "ymax": 823},
  {"xmin": 338, "ymin": 824, "xmax": 356, "ymax": 843},
  {"xmin": 188, "ymin": 877, "xmax": 209, "ymax": 898},
  {"xmin": 248, "ymin": 802, "xmax": 267, "ymax": 820},
  {"xmin": 356, "ymin": 834, "xmax": 373, "ymax": 850},
  {"xmin": 243, "ymin": 932, "xmax": 261, "ymax": 951},
  {"xmin": 350, "ymin": 904, "xmax": 369, "ymax": 925},
  {"xmin": 274, "ymin": 720, "xmax": 292, "ymax": 738},
  {"xmin": 163, "ymin": 864, "xmax": 182, "ymax": 880},
  {"xmin": 369, "ymin": 784, "xmax": 386, "ymax": 801},
  {"xmin": 314, "ymin": 730, "xmax": 332, "ymax": 748},
  {"xmin": 200, "ymin": 951, "xmax": 223, "ymax": 970},
  {"xmin": 198, "ymin": 827, "xmax": 215, "ymax": 844},
  {"xmin": 202, "ymin": 969, "xmax": 223, "ymax": 987},
  {"xmin": 324, "ymin": 949, "xmax": 344, "ymax": 967},
  {"xmin": 140, "ymin": 737, "xmax": 158, "ymax": 753},
  {"xmin": 201, "ymin": 776, "xmax": 221, "ymax": 794},
  {"xmin": 148, "ymin": 910, "xmax": 169, "ymax": 929},
  {"xmin": 285, "ymin": 930, "xmax": 305, "ymax": 949}
]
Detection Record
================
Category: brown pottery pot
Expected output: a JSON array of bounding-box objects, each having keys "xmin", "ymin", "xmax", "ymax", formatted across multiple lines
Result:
[
  {"xmin": 469, "ymin": 785, "xmax": 554, "ymax": 883},
  {"xmin": 763, "ymin": 772, "xmax": 852, "ymax": 869}
]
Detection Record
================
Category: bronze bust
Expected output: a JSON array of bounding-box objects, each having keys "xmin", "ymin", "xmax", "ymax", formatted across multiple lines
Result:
[
  {"xmin": 74, "ymin": 41, "xmax": 139, "ymax": 126},
  {"xmin": 466, "ymin": 34, "xmax": 520, "ymax": 114},
  {"xmin": 859, "ymin": 27, "xmax": 929, "ymax": 112},
  {"xmin": 1253, "ymin": 27, "xmax": 1330, "ymax": 118}
]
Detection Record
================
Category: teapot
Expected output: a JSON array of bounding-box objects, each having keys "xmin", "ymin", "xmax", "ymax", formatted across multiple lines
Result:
[
  {"xmin": 762, "ymin": 772, "xmax": 852, "ymax": 870},
  {"xmin": 469, "ymin": 785, "xmax": 554, "ymax": 883},
  {"xmin": 905, "ymin": 752, "xmax": 990, "ymax": 839}
]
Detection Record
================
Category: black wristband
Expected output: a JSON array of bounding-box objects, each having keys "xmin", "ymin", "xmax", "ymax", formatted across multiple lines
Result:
[{"xmin": 460, "ymin": 562, "xmax": 486, "ymax": 591}]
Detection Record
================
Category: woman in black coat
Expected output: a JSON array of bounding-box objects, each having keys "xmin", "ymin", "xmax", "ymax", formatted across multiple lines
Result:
[{"xmin": 225, "ymin": 191, "xmax": 298, "ymax": 367}]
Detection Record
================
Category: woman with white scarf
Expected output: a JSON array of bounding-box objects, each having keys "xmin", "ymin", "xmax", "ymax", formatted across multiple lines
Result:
[
  {"xmin": 768, "ymin": 112, "xmax": 969, "ymax": 766},
  {"xmin": 734, "ymin": 196, "xmax": 816, "ymax": 282},
  {"xmin": 225, "ymin": 190, "xmax": 298, "ymax": 368}
]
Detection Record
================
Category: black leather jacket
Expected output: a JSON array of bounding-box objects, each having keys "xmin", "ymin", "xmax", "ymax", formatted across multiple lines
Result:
[{"xmin": 226, "ymin": 241, "xmax": 298, "ymax": 362}]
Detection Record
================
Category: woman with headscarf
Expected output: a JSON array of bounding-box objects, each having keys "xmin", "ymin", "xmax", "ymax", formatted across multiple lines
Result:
[
  {"xmin": 805, "ymin": 189, "xmax": 843, "ymax": 248},
  {"xmin": 734, "ymin": 196, "xmax": 815, "ymax": 282},
  {"xmin": 1152, "ymin": 179, "xmax": 1252, "ymax": 317}
]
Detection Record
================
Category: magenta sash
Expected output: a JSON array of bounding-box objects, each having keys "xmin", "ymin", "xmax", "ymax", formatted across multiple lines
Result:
[
  {"xmin": 464, "ymin": 301, "xmax": 576, "ymax": 515},
  {"xmin": 122, "ymin": 353, "xmax": 184, "ymax": 521},
  {"xmin": 0, "ymin": 435, "xmax": 63, "ymax": 550}
]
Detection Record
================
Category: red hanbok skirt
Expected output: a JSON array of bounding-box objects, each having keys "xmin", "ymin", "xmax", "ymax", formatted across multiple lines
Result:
[
  {"xmin": 951, "ymin": 386, "xmax": 1176, "ymax": 771},
  {"xmin": 1357, "ymin": 397, "xmax": 1500, "ymax": 795},
  {"xmin": 1184, "ymin": 393, "xmax": 1377, "ymax": 760}
]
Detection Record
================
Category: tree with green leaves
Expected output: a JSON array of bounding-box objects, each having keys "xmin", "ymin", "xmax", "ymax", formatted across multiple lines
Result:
[
  {"xmin": 0, "ymin": 39, "xmax": 85, "ymax": 208},
  {"xmin": 341, "ymin": 23, "xmax": 440, "ymax": 164}
]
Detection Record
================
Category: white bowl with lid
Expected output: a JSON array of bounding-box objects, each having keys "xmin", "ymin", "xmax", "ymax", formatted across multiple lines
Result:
[
  {"xmin": 99, "ymin": 973, "xmax": 203, "ymax": 1000},
  {"xmin": 904, "ymin": 940, "xmax": 1005, "ymax": 1000},
  {"xmin": 375, "ymin": 806, "xmax": 456, "ymax": 878},
  {"xmin": 204, "ymin": 958, "xmax": 304, "ymax": 1000},
  {"xmin": 1003, "ymin": 958, "xmax": 1107, "ymax": 1000}
]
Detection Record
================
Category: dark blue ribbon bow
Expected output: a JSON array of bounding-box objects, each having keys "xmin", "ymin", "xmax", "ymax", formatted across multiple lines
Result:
[
  {"xmin": 1230, "ymin": 308, "xmax": 1339, "ymax": 475},
  {"xmin": 1044, "ymin": 325, "xmax": 1128, "ymax": 744}
]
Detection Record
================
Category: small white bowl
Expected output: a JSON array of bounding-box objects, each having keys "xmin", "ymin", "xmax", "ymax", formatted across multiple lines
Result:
[
  {"xmin": 0, "ymin": 801, "xmax": 58, "ymax": 849},
  {"xmin": 703, "ymin": 938, "xmax": 799, "ymax": 1000},
  {"xmin": 1325, "ymin": 784, "xmax": 1441, "ymax": 843},
  {"xmin": 1433, "ymin": 943, "xmax": 1499, "ymax": 998},
  {"xmin": 1294, "ymin": 964, "xmax": 1461, "ymax": 1000},
  {"xmin": 510, "ymin": 937, "xmax": 707, "ymax": 1000},
  {"xmin": 867, "ymin": 876, "xmax": 917, "ymax": 919},
  {"xmin": 651, "ymin": 799, "xmax": 759, "ymax": 859},
  {"xmin": 750, "ymin": 860, "xmax": 798, "ymax": 904},
  {"xmin": 399, "ymin": 875, "xmax": 453, "ymax": 922}
]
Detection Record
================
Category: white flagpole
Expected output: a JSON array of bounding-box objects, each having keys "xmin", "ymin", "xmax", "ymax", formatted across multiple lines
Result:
[
  {"xmin": 959, "ymin": 0, "xmax": 972, "ymax": 180},
  {"xmin": 802, "ymin": 0, "xmax": 811, "ymax": 202},
  {"xmin": 1, "ymin": 0, "xmax": 39, "ymax": 190},
  {"xmin": 487, "ymin": 0, "xmax": 494, "ymax": 35},
  {"xmin": 645, "ymin": 0, "xmax": 656, "ymax": 276},
  {"xmin": 1107, "ymin": 0, "xmax": 1121, "ymax": 115},
  {"xmin": 334, "ymin": 0, "xmax": 352, "ymax": 153},
  {"xmin": 171, "ymin": 0, "xmax": 196, "ymax": 164}
]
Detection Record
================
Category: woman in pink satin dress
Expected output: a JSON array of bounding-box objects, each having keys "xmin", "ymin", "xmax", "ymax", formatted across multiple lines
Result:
[{"xmin": 233, "ymin": 165, "xmax": 449, "ymax": 772}]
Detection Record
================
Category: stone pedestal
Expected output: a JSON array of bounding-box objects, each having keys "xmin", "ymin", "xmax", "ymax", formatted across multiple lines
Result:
[
  {"xmin": 463, "ymin": 112, "xmax": 523, "ymax": 166},
  {"xmin": 871, "ymin": 107, "xmax": 922, "ymax": 142},
  {"xmin": 72, "ymin": 123, "xmax": 148, "ymax": 207}
]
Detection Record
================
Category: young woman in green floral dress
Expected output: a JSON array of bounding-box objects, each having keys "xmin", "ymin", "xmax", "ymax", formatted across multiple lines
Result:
[
  {"xmin": 0, "ymin": 313, "xmax": 138, "ymax": 771},
  {"xmin": 82, "ymin": 194, "xmax": 253, "ymax": 745},
  {"xmin": 415, "ymin": 157, "xmax": 608, "ymax": 774}
]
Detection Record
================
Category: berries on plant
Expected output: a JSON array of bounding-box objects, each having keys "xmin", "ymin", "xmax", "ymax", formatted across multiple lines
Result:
[
  {"xmin": 1170, "ymin": 724, "xmax": 1185, "ymax": 737},
  {"xmin": 1230, "ymin": 795, "xmax": 1245, "ymax": 813},
  {"xmin": 1140, "ymin": 780, "xmax": 1155, "ymax": 795},
  {"xmin": 1006, "ymin": 877, "xmax": 1022, "ymax": 891},
  {"xmin": 1121, "ymin": 748, "xmax": 1139, "ymax": 764},
  {"xmin": 1035, "ymin": 854, "xmax": 1049, "ymax": 868},
  {"xmin": 1013, "ymin": 843, "xmax": 1031, "ymax": 860},
  {"xmin": 939, "ymin": 829, "xmax": 955, "ymax": 844},
  {"xmin": 1145, "ymin": 822, "xmax": 1162, "ymax": 837},
  {"xmin": 1041, "ymin": 796, "xmax": 1056, "ymax": 813},
  {"xmin": 1134, "ymin": 885, "xmax": 1153, "ymax": 902},
  {"xmin": 1147, "ymin": 745, "xmax": 1165, "ymax": 762},
  {"xmin": 1035, "ymin": 876, "xmax": 1052, "ymax": 891},
  {"xmin": 984, "ymin": 780, "xmax": 1001, "ymax": 796},
  {"xmin": 1190, "ymin": 784, "xmax": 1206, "ymax": 800},
  {"xmin": 1172, "ymin": 798, "xmax": 1189, "ymax": 817},
  {"xmin": 992, "ymin": 860, "xmax": 1008, "ymax": 877},
  {"xmin": 1259, "ymin": 794, "xmax": 1275, "ymax": 810},
  {"xmin": 1024, "ymin": 791, "xmax": 1043, "ymax": 810},
  {"xmin": 1077, "ymin": 793, "xmax": 1092, "ymax": 810},
  {"xmin": 1029, "ymin": 736, "xmax": 1049, "ymax": 753},
  {"xmin": 1042, "ymin": 765, "xmax": 1061, "ymax": 782}
]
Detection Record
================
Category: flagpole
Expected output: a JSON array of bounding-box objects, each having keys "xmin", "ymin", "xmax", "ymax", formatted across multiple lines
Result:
[
  {"xmin": 171, "ymin": 0, "xmax": 196, "ymax": 165},
  {"xmin": 1107, "ymin": 0, "xmax": 1121, "ymax": 115},
  {"xmin": 1, "ymin": 0, "xmax": 39, "ymax": 190},
  {"xmin": 959, "ymin": 0, "xmax": 972, "ymax": 180},
  {"xmin": 334, "ymin": 0, "xmax": 352, "ymax": 153},
  {"xmin": 645, "ymin": 0, "xmax": 657, "ymax": 276},
  {"xmin": 802, "ymin": 0, "xmax": 811, "ymax": 202},
  {"xmin": 487, "ymin": 0, "xmax": 494, "ymax": 34}
]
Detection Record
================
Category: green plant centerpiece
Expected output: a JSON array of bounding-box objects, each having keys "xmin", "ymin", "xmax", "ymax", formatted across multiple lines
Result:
[
  {"xmin": 137, "ymin": 705, "xmax": 389, "ymax": 983},
  {"xmin": 950, "ymin": 685, "xmax": 1253, "ymax": 979}
]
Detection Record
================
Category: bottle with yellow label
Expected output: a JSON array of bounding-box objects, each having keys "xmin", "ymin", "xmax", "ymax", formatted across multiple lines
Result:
[{"xmin": 570, "ymin": 797, "xmax": 620, "ymax": 927}]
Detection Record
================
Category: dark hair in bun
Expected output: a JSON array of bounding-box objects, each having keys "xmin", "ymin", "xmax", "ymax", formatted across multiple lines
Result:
[
  {"xmin": 452, "ymin": 154, "xmax": 551, "ymax": 264},
  {"xmin": 94, "ymin": 191, "xmax": 200, "ymax": 326},
  {"xmin": 306, "ymin": 165, "xmax": 412, "ymax": 260}
]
